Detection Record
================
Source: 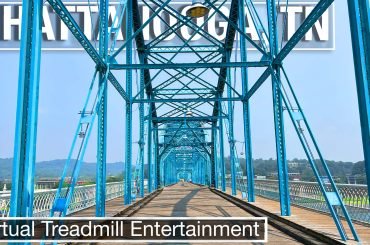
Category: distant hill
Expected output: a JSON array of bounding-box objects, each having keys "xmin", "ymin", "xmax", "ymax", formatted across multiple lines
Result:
[
  {"xmin": 1, "ymin": 158, "xmax": 365, "ymax": 184},
  {"xmin": 0, "ymin": 158, "xmax": 124, "ymax": 180}
]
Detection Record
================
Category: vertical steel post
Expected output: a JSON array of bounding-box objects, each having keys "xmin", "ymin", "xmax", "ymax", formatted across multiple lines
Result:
[
  {"xmin": 210, "ymin": 123, "xmax": 217, "ymax": 188},
  {"xmin": 267, "ymin": 0, "xmax": 291, "ymax": 216},
  {"xmin": 238, "ymin": 0, "xmax": 254, "ymax": 202},
  {"xmin": 226, "ymin": 51, "xmax": 237, "ymax": 196},
  {"xmin": 96, "ymin": 0, "xmax": 108, "ymax": 217},
  {"xmin": 147, "ymin": 103, "xmax": 153, "ymax": 193},
  {"xmin": 10, "ymin": 0, "xmax": 42, "ymax": 218},
  {"xmin": 201, "ymin": 159, "xmax": 205, "ymax": 185},
  {"xmin": 196, "ymin": 158, "xmax": 199, "ymax": 184},
  {"xmin": 213, "ymin": 126, "xmax": 219, "ymax": 189},
  {"xmin": 347, "ymin": 0, "xmax": 370, "ymax": 203},
  {"xmin": 139, "ymin": 55, "xmax": 145, "ymax": 198},
  {"xmin": 163, "ymin": 160, "xmax": 166, "ymax": 186},
  {"xmin": 218, "ymin": 97, "xmax": 226, "ymax": 191},
  {"xmin": 124, "ymin": 0, "xmax": 133, "ymax": 205},
  {"xmin": 154, "ymin": 125, "xmax": 160, "ymax": 189}
]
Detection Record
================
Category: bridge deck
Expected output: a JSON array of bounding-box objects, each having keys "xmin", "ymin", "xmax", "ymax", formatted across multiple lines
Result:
[
  {"xmin": 71, "ymin": 183, "xmax": 370, "ymax": 244},
  {"xmin": 234, "ymin": 190, "xmax": 370, "ymax": 244},
  {"xmin": 131, "ymin": 183, "xmax": 300, "ymax": 244}
]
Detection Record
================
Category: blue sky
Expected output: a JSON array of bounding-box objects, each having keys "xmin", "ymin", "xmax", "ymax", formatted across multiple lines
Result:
[{"xmin": 0, "ymin": 0, "xmax": 365, "ymax": 163}]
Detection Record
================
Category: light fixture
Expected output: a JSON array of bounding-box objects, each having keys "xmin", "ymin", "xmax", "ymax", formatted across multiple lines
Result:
[
  {"xmin": 186, "ymin": 0, "xmax": 210, "ymax": 18},
  {"xmin": 186, "ymin": 108, "xmax": 193, "ymax": 116}
]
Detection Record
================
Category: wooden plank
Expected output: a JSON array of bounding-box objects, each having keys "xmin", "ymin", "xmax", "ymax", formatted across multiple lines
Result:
[
  {"xmin": 130, "ymin": 183, "xmax": 302, "ymax": 244},
  {"xmin": 224, "ymin": 188, "xmax": 370, "ymax": 244}
]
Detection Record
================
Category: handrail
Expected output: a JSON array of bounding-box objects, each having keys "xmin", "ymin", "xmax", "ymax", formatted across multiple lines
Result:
[
  {"xmin": 226, "ymin": 178, "xmax": 369, "ymax": 224},
  {"xmin": 0, "ymin": 181, "xmax": 128, "ymax": 217}
]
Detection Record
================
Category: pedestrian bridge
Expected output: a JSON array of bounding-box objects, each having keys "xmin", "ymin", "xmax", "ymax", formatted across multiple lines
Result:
[
  {"xmin": 6, "ymin": 0, "xmax": 370, "ymax": 243},
  {"xmin": 1, "ymin": 181, "xmax": 369, "ymax": 243}
]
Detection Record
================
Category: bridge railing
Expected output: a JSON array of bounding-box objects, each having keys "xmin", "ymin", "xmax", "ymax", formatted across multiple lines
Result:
[
  {"xmin": 225, "ymin": 178, "xmax": 369, "ymax": 224},
  {"xmin": 251, "ymin": 179, "xmax": 369, "ymax": 224},
  {"xmin": 0, "ymin": 182, "xmax": 124, "ymax": 217}
]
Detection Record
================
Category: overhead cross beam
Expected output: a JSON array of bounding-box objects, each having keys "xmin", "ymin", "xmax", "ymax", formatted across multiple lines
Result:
[{"xmin": 110, "ymin": 61, "xmax": 269, "ymax": 70}]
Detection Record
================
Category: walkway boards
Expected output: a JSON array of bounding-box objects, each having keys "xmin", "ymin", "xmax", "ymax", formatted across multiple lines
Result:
[
  {"xmin": 224, "ymin": 188, "xmax": 370, "ymax": 244},
  {"xmin": 253, "ymin": 197, "xmax": 370, "ymax": 243},
  {"xmin": 131, "ymin": 183, "xmax": 301, "ymax": 244},
  {"xmin": 72, "ymin": 183, "xmax": 370, "ymax": 244}
]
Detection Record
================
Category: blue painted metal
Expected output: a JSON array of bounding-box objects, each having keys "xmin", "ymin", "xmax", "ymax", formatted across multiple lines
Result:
[
  {"xmin": 138, "ymin": 56, "xmax": 145, "ymax": 198},
  {"xmin": 110, "ymin": 61, "xmax": 268, "ymax": 70},
  {"xmin": 154, "ymin": 126, "xmax": 160, "ymax": 189},
  {"xmin": 111, "ymin": 0, "xmax": 173, "ymax": 59},
  {"xmin": 131, "ymin": 0, "xmax": 158, "ymax": 125},
  {"xmin": 51, "ymin": 70, "xmax": 108, "ymax": 216},
  {"xmin": 277, "ymin": 68, "xmax": 360, "ymax": 241},
  {"xmin": 96, "ymin": 0, "xmax": 109, "ymax": 217},
  {"xmin": 148, "ymin": 0, "xmax": 223, "ymax": 48},
  {"xmin": 46, "ymin": 0, "xmax": 128, "ymax": 102},
  {"xmin": 124, "ymin": 0, "xmax": 133, "ymax": 206},
  {"xmin": 218, "ymin": 98, "xmax": 226, "ymax": 192},
  {"xmin": 244, "ymin": 0, "xmax": 269, "ymax": 51},
  {"xmin": 134, "ymin": 97, "xmax": 242, "ymax": 103},
  {"xmin": 10, "ymin": 0, "xmax": 361, "ymax": 241},
  {"xmin": 238, "ymin": 0, "xmax": 254, "ymax": 202},
  {"xmin": 147, "ymin": 103, "xmax": 153, "ymax": 193},
  {"xmin": 266, "ymin": 0, "xmax": 290, "ymax": 216},
  {"xmin": 210, "ymin": 125, "xmax": 216, "ymax": 188},
  {"xmin": 244, "ymin": 68, "xmax": 271, "ymax": 101},
  {"xmin": 225, "ymin": 51, "xmax": 237, "ymax": 196},
  {"xmin": 274, "ymin": 0, "xmax": 334, "ymax": 64},
  {"xmin": 213, "ymin": 126, "xmax": 219, "ymax": 189},
  {"xmin": 10, "ymin": 0, "xmax": 42, "ymax": 218},
  {"xmin": 347, "ymin": 0, "xmax": 370, "ymax": 205},
  {"xmin": 205, "ymin": 0, "xmax": 266, "ymax": 55}
]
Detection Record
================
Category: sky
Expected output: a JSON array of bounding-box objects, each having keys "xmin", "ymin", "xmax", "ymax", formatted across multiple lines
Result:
[{"xmin": 0, "ymin": 0, "xmax": 365, "ymax": 163}]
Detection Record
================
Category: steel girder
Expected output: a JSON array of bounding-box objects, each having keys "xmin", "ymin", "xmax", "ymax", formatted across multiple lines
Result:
[
  {"xmin": 147, "ymin": 104, "xmax": 153, "ymax": 193},
  {"xmin": 238, "ymin": 0, "xmax": 254, "ymax": 202},
  {"xmin": 124, "ymin": 0, "xmax": 133, "ymax": 206},
  {"xmin": 138, "ymin": 55, "xmax": 146, "ymax": 198},
  {"xmin": 267, "ymin": 0, "xmax": 290, "ymax": 216},
  {"xmin": 212, "ymin": 0, "xmax": 239, "ymax": 118},
  {"xmin": 160, "ymin": 123, "xmax": 210, "ymax": 186},
  {"xmin": 210, "ymin": 124, "xmax": 217, "ymax": 188},
  {"xmin": 132, "ymin": 0, "xmax": 157, "ymax": 118},
  {"xmin": 10, "ymin": 0, "xmax": 365, "ymax": 241},
  {"xmin": 131, "ymin": 1, "xmax": 158, "ymax": 194},
  {"xmin": 47, "ymin": 0, "xmax": 129, "ymax": 102},
  {"xmin": 273, "ymin": 0, "xmax": 334, "ymax": 64},
  {"xmin": 154, "ymin": 125, "xmax": 160, "ymax": 189},
  {"xmin": 225, "ymin": 50, "xmax": 237, "ymax": 196},
  {"xmin": 96, "ymin": 0, "xmax": 109, "ymax": 217},
  {"xmin": 110, "ymin": 61, "xmax": 269, "ymax": 70},
  {"xmin": 10, "ymin": 0, "xmax": 42, "ymax": 218},
  {"xmin": 218, "ymin": 98, "xmax": 227, "ymax": 192},
  {"xmin": 347, "ymin": 0, "xmax": 370, "ymax": 204},
  {"xmin": 212, "ymin": 124, "xmax": 219, "ymax": 189}
]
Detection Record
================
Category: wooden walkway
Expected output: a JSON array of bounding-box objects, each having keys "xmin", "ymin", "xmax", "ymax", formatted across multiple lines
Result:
[
  {"xmin": 223, "ymin": 187, "xmax": 370, "ymax": 244},
  {"xmin": 72, "ymin": 183, "xmax": 370, "ymax": 244},
  {"xmin": 131, "ymin": 183, "xmax": 301, "ymax": 244}
]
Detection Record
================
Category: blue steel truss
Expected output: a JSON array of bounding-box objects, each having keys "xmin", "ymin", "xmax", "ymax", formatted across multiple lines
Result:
[{"xmin": 9, "ymin": 0, "xmax": 369, "ymax": 242}]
